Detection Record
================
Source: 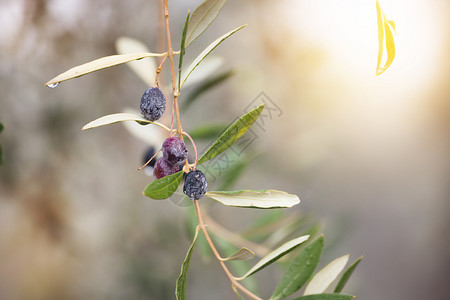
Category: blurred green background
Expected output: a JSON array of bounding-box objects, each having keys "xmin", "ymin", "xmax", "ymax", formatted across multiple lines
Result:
[{"xmin": 1, "ymin": 0, "xmax": 449, "ymax": 299}]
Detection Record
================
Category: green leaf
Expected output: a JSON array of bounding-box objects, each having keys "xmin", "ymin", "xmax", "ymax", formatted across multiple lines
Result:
[
  {"xmin": 270, "ymin": 236, "xmax": 324, "ymax": 300},
  {"xmin": 182, "ymin": 70, "xmax": 234, "ymax": 110},
  {"xmin": 115, "ymin": 37, "xmax": 157, "ymax": 85},
  {"xmin": 304, "ymin": 254, "xmax": 349, "ymax": 295},
  {"xmin": 198, "ymin": 103, "xmax": 263, "ymax": 164},
  {"xmin": 220, "ymin": 247, "xmax": 255, "ymax": 262},
  {"xmin": 185, "ymin": 0, "xmax": 228, "ymax": 47},
  {"xmin": 188, "ymin": 123, "xmax": 228, "ymax": 140},
  {"xmin": 143, "ymin": 171, "xmax": 183, "ymax": 200},
  {"xmin": 45, "ymin": 52, "xmax": 167, "ymax": 87},
  {"xmin": 291, "ymin": 293, "xmax": 355, "ymax": 300},
  {"xmin": 81, "ymin": 113, "xmax": 169, "ymax": 132},
  {"xmin": 376, "ymin": 0, "xmax": 396, "ymax": 75},
  {"xmin": 178, "ymin": 10, "xmax": 191, "ymax": 91},
  {"xmin": 206, "ymin": 190, "xmax": 300, "ymax": 209},
  {"xmin": 180, "ymin": 24, "xmax": 246, "ymax": 88},
  {"xmin": 0, "ymin": 122, "xmax": 3, "ymax": 133},
  {"xmin": 235, "ymin": 235, "xmax": 309, "ymax": 280},
  {"xmin": 334, "ymin": 256, "xmax": 363, "ymax": 293},
  {"xmin": 175, "ymin": 226, "xmax": 199, "ymax": 300}
]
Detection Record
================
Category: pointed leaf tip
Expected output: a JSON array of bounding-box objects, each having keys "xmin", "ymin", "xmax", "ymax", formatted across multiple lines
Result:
[
  {"xmin": 143, "ymin": 171, "xmax": 184, "ymax": 200},
  {"xmin": 45, "ymin": 52, "xmax": 167, "ymax": 86},
  {"xmin": 197, "ymin": 103, "xmax": 263, "ymax": 165},
  {"xmin": 270, "ymin": 236, "xmax": 324, "ymax": 300},
  {"xmin": 334, "ymin": 256, "xmax": 363, "ymax": 293},
  {"xmin": 185, "ymin": 0, "xmax": 228, "ymax": 47},
  {"xmin": 178, "ymin": 10, "xmax": 191, "ymax": 91},
  {"xmin": 176, "ymin": 226, "xmax": 200, "ymax": 300},
  {"xmin": 181, "ymin": 24, "xmax": 246, "ymax": 88},
  {"xmin": 82, "ymin": 113, "xmax": 170, "ymax": 132},
  {"xmin": 303, "ymin": 254, "xmax": 349, "ymax": 295},
  {"xmin": 375, "ymin": 0, "xmax": 396, "ymax": 76},
  {"xmin": 206, "ymin": 190, "xmax": 300, "ymax": 209},
  {"xmin": 220, "ymin": 247, "xmax": 255, "ymax": 261},
  {"xmin": 235, "ymin": 235, "xmax": 309, "ymax": 280}
]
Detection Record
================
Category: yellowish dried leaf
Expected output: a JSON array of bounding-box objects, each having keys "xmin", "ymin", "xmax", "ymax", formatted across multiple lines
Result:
[{"xmin": 376, "ymin": 0, "xmax": 396, "ymax": 76}]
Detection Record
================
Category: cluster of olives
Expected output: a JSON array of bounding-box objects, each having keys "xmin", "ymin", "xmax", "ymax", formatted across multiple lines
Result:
[{"xmin": 140, "ymin": 87, "xmax": 207, "ymax": 200}]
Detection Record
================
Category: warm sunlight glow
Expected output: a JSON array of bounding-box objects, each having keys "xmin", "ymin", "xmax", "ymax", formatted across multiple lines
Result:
[{"xmin": 282, "ymin": 0, "xmax": 445, "ymax": 102}]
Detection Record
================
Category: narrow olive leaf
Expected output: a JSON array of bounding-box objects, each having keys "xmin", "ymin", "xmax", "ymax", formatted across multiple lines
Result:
[
  {"xmin": 290, "ymin": 294, "xmax": 355, "ymax": 300},
  {"xmin": 185, "ymin": 0, "xmax": 228, "ymax": 47},
  {"xmin": 334, "ymin": 256, "xmax": 363, "ymax": 293},
  {"xmin": 182, "ymin": 70, "xmax": 234, "ymax": 111},
  {"xmin": 206, "ymin": 190, "xmax": 300, "ymax": 209},
  {"xmin": 386, "ymin": 19, "xmax": 396, "ymax": 31},
  {"xmin": 180, "ymin": 25, "xmax": 246, "ymax": 88},
  {"xmin": 234, "ymin": 235, "xmax": 309, "ymax": 280},
  {"xmin": 143, "ymin": 171, "xmax": 183, "ymax": 200},
  {"xmin": 270, "ymin": 236, "xmax": 324, "ymax": 300},
  {"xmin": 220, "ymin": 247, "xmax": 255, "ymax": 262},
  {"xmin": 303, "ymin": 254, "xmax": 350, "ymax": 295},
  {"xmin": 176, "ymin": 226, "xmax": 199, "ymax": 300},
  {"xmin": 188, "ymin": 123, "xmax": 228, "ymax": 140},
  {"xmin": 81, "ymin": 113, "xmax": 169, "ymax": 132},
  {"xmin": 375, "ymin": 0, "xmax": 383, "ymax": 74},
  {"xmin": 198, "ymin": 103, "xmax": 263, "ymax": 164},
  {"xmin": 178, "ymin": 10, "xmax": 191, "ymax": 91},
  {"xmin": 375, "ymin": 0, "xmax": 396, "ymax": 76},
  {"xmin": 45, "ymin": 52, "xmax": 166, "ymax": 86},
  {"xmin": 115, "ymin": 37, "xmax": 157, "ymax": 86},
  {"xmin": 383, "ymin": 21, "xmax": 396, "ymax": 72},
  {"xmin": 0, "ymin": 122, "xmax": 3, "ymax": 133}
]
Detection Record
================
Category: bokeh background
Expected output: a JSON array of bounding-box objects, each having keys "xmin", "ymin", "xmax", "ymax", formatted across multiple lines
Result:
[{"xmin": 1, "ymin": 0, "xmax": 449, "ymax": 299}]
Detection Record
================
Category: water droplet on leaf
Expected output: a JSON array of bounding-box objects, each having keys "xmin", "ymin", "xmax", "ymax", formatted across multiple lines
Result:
[{"xmin": 47, "ymin": 82, "xmax": 59, "ymax": 88}]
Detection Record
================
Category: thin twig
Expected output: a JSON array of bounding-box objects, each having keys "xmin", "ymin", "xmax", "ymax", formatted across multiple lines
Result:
[
  {"xmin": 138, "ymin": 148, "xmax": 161, "ymax": 170},
  {"xmin": 154, "ymin": 54, "xmax": 167, "ymax": 87},
  {"xmin": 161, "ymin": 2, "xmax": 256, "ymax": 298},
  {"xmin": 204, "ymin": 214, "xmax": 271, "ymax": 258},
  {"xmin": 194, "ymin": 200, "xmax": 263, "ymax": 300},
  {"xmin": 163, "ymin": 0, "xmax": 183, "ymax": 141},
  {"xmin": 145, "ymin": 121, "xmax": 172, "ymax": 132},
  {"xmin": 182, "ymin": 131, "xmax": 198, "ymax": 168},
  {"xmin": 170, "ymin": 94, "xmax": 175, "ymax": 136}
]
